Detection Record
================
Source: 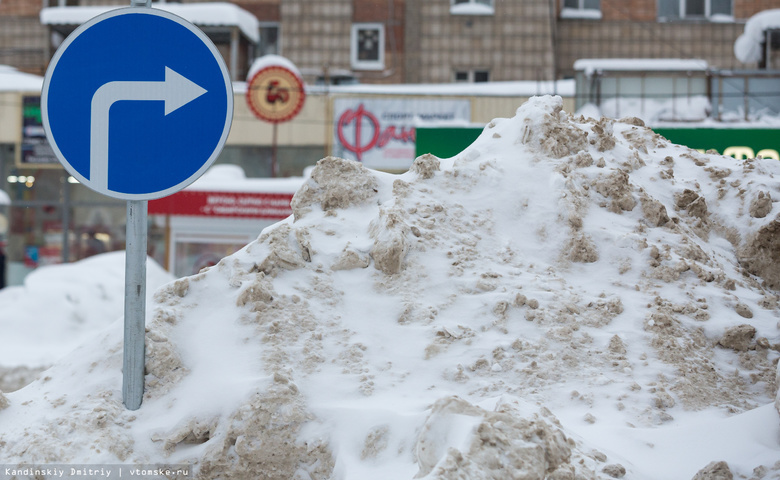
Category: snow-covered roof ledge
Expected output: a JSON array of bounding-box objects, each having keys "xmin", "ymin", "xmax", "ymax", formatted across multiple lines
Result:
[
  {"xmin": 40, "ymin": 2, "xmax": 260, "ymax": 43},
  {"xmin": 233, "ymin": 79, "xmax": 576, "ymax": 98},
  {"xmin": 734, "ymin": 9, "xmax": 780, "ymax": 63},
  {"xmin": 0, "ymin": 65, "xmax": 43, "ymax": 92},
  {"xmin": 449, "ymin": 3, "xmax": 495, "ymax": 16},
  {"xmin": 573, "ymin": 58, "xmax": 709, "ymax": 76}
]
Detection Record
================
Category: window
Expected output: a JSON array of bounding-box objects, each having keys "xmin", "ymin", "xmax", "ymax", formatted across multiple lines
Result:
[
  {"xmin": 258, "ymin": 23, "xmax": 280, "ymax": 57},
  {"xmin": 351, "ymin": 23, "xmax": 384, "ymax": 71},
  {"xmin": 561, "ymin": 0, "xmax": 601, "ymax": 19},
  {"xmin": 450, "ymin": 0, "xmax": 495, "ymax": 16},
  {"xmin": 454, "ymin": 70, "xmax": 490, "ymax": 83},
  {"xmin": 658, "ymin": 0, "xmax": 733, "ymax": 21}
]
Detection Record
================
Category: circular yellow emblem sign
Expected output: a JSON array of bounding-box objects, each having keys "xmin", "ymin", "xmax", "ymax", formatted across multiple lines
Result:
[{"xmin": 246, "ymin": 66, "xmax": 306, "ymax": 123}]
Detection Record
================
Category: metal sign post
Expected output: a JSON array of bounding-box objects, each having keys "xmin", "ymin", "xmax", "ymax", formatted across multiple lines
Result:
[
  {"xmin": 122, "ymin": 0, "xmax": 151, "ymax": 412},
  {"xmin": 123, "ymin": 200, "xmax": 147, "ymax": 410},
  {"xmin": 41, "ymin": 0, "xmax": 233, "ymax": 410}
]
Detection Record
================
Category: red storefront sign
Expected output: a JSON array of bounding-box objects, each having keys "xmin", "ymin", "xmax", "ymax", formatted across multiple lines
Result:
[{"xmin": 149, "ymin": 190, "xmax": 294, "ymax": 219}]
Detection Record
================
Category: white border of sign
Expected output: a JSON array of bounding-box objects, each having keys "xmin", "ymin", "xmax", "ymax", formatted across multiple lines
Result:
[{"xmin": 41, "ymin": 7, "xmax": 234, "ymax": 201}]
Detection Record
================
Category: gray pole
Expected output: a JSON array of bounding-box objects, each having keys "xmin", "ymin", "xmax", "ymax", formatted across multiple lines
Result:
[
  {"xmin": 123, "ymin": 200, "xmax": 147, "ymax": 410},
  {"xmin": 123, "ymin": 0, "xmax": 151, "ymax": 411},
  {"xmin": 61, "ymin": 173, "xmax": 70, "ymax": 264}
]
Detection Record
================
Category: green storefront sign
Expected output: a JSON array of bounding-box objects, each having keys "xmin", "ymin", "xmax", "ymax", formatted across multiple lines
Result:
[
  {"xmin": 653, "ymin": 128, "xmax": 780, "ymax": 160},
  {"xmin": 415, "ymin": 127, "xmax": 482, "ymax": 159},
  {"xmin": 416, "ymin": 126, "xmax": 780, "ymax": 161}
]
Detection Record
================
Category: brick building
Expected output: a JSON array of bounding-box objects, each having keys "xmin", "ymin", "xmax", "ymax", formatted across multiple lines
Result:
[
  {"xmin": 555, "ymin": 0, "xmax": 773, "ymax": 78},
  {"xmin": 2, "ymin": 0, "xmax": 779, "ymax": 82}
]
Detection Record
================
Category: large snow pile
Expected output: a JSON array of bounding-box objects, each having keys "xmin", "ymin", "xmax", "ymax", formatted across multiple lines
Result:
[
  {"xmin": 0, "ymin": 252, "xmax": 173, "ymax": 392},
  {"xmin": 1, "ymin": 96, "xmax": 779, "ymax": 479}
]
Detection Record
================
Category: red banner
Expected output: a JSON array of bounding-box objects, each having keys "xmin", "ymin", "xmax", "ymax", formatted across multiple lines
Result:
[{"xmin": 149, "ymin": 190, "xmax": 294, "ymax": 219}]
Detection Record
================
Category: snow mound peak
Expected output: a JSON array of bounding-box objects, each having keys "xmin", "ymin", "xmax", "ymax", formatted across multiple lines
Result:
[{"xmin": 1, "ymin": 95, "xmax": 778, "ymax": 479}]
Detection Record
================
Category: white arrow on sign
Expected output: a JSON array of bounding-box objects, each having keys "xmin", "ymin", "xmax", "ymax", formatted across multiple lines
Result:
[{"xmin": 89, "ymin": 66, "xmax": 207, "ymax": 191}]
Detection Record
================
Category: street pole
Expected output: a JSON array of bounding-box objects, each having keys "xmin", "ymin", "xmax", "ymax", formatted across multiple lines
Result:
[
  {"xmin": 123, "ymin": 0, "xmax": 151, "ymax": 411},
  {"xmin": 123, "ymin": 200, "xmax": 147, "ymax": 410}
]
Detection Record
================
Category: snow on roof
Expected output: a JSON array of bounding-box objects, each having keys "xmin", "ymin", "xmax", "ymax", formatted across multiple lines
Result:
[
  {"xmin": 449, "ymin": 3, "xmax": 495, "ymax": 15},
  {"xmin": 40, "ymin": 2, "xmax": 260, "ymax": 43},
  {"xmin": 574, "ymin": 58, "xmax": 709, "ymax": 76},
  {"xmin": 234, "ymin": 79, "xmax": 576, "ymax": 98},
  {"xmin": 0, "ymin": 65, "xmax": 43, "ymax": 93},
  {"xmin": 247, "ymin": 55, "xmax": 303, "ymax": 82},
  {"xmin": 185, "ymin": 164, "xmax": 305, "ymax": 194},
  {"xmin": 734, "ymin": 9, "xmax": 780, "ymax": 63}
]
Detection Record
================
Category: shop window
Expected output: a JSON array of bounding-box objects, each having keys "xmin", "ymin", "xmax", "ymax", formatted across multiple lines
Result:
[
  {"xmin": 450, "ymin": 0, "xmax": 495, "ymax": 15},
  {"xmin": 658, "ymin": 0, "xmax": 733, "ymax": 21},
  {"xmin": 351, "ymin": 23, "xmax": 384, "ymax": 71},
  {"xmin": 561, "ymin": 0, "xmax": 601, "ymax": 19},
  {"xmin": 454, "ymin": 69, "xmax": 490, "ymax": 83}
]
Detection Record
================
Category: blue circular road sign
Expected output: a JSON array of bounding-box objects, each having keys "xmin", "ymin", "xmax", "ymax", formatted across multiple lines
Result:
[{"xmin": 42, "ymin": 7, "xmax": 233, "ymax": 200}]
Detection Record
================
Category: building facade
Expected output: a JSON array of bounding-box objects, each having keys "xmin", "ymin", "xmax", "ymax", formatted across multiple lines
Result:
[{"xmin": 2, "ymin": 1, "xmax": 779, "ymax": 82}]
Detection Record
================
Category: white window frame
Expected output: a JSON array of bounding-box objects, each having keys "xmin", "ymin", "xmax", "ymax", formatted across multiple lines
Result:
[
  {"xmin": 350, "ymin": 23, "xmax": 385, "ymax": 71},
  {"xmin": 659, "ymin": 0, "xmax": 734, "ymax": 21},
  {"xmin": 560, "ymin": 0, "xmax": 602, "ymax": 20},
  {"xmin": 450, "ymin": 0, "xmax": 495, "ymax": 16}
]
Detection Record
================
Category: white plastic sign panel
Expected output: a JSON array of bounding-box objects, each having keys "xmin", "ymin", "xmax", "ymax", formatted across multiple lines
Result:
[{"xmin": 42, "ymin": 7, "xmax": 233, "ymax": 201}]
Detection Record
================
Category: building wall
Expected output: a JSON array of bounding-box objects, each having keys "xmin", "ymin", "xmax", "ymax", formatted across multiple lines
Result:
[
  {"xmin": 601, "ymin": 0, "xmax": 658, "ymax": 21},
  {"xmin": 352, "ymin": 0, "xmax": 405, "ymax": 84},
  {"xmin": 0, "ymin": 92, "xmax": 27, "ymax": 144},
  {"xmin": 279, "ymin": 0, "xmax": 405, "ymax": 84},
  {"xmin": 0, "ymin": 1, "xmax": 47, "ymax": 75},
  {"xmin": 233, "ymin": 0, "xmax": 280, "ymax": 22},
  {"xmin": 556, "ymin": 21, "xmax": 747, "ymax": 78},
  {"xmin": 735, "ymin": 0, "xmax": 780, "ymax": 17},
  {"xmin": 1, "ymin": 0, "xmax": 779, "ymax": 85},
  {"xmin": 600, "ymin": 0, "xmax": 778, "ymax": 20},
  {"xmin": 406, "ymin": 0, "xmax": 556, "ymax": 83},
  {"xmin": 555, "ymin": 0, "xmax": 780, "ymax": 79},
  {"xmin": 279, "ymin": 0, "xmax": 353, "ymax": 82},
  {"xmin": 0, "ymin": 0, "xmax": 40, "ymax": 16}
]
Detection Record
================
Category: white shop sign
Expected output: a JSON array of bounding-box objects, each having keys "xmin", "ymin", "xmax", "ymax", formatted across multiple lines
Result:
[{"xmin": 332, "ymin": 98, "xmax": 471, "ymax": 171}]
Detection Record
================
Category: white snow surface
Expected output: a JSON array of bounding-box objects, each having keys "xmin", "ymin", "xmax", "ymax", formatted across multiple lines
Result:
[
  {"xmin": 40, "ymin": 2, "xmax": 260, "ymax": 43},
  {"xmin": 734, "ymin": 9, "xmax": 780, "ymax": 63},
  {"xmin": 0, "ymin": 253, "xmax": 173, "ymax": 378},
  {"xmin": 0, "ymin": 252, "xmax": 173, "ymax": 367},
  {"xmin": 233, "ymin": 79, "xmax": 576, "ymax": 98},
  {"xmin": 246, "ymin": 54, "xmax": 304, "ymax": 82},
  {"xmin": 0, "ymin": 65, "xmax": 43, "ymax": 92},
  {"xmin": 577, "ymin": 95, "xmax": 712, "ymax": 125},
  {"xmin": 449, "ymin": 3, "xmax": 495, "ymax": 16},
  {"xmin": 573, "ymin": 59, "xmax": 709, "ymax": 76},
  {"xmin": 185, "ymin": 164, "xmax": 305, "ymax": 194},
  {"xmin": 1, "ymin": 96, "xmax": 779, "ymax": 480}
]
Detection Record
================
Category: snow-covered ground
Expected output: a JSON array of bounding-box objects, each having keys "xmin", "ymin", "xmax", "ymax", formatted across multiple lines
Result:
[
  {"xmin": 0, "ymin": 96, "xmax": 778, "ymax": 479},
  {"xmin": 0, "ymin": 252, "xmax": 173, "ymax": 392}
]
